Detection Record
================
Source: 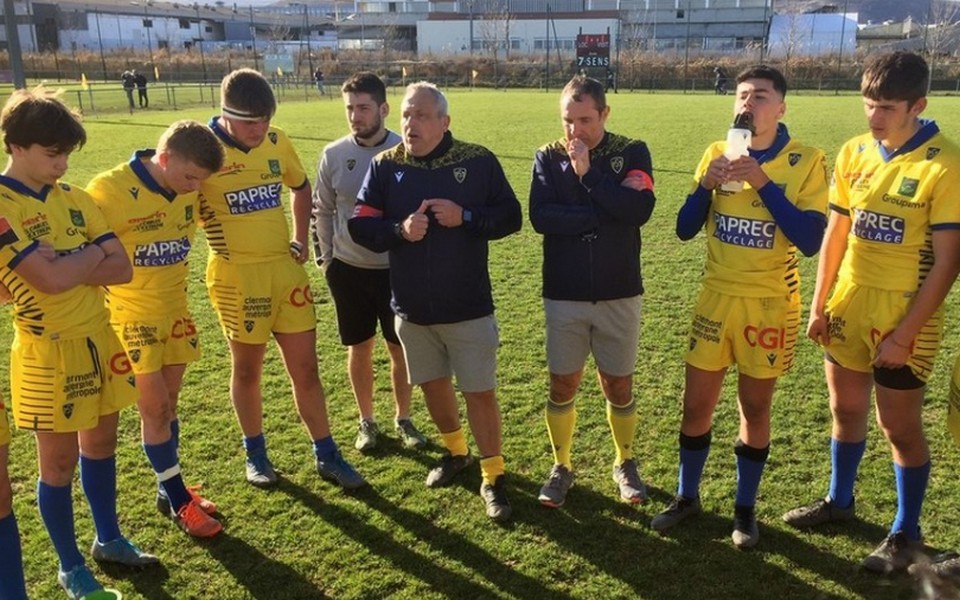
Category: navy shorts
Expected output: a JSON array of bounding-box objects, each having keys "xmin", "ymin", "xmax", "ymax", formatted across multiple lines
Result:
[{"xmin": 324, "ymin": 258, "xmax": 399, "ymax": 346}]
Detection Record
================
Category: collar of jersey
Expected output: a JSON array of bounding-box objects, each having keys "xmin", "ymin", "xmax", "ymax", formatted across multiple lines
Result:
[
  {"xmin": 353, "ymin": 129, "xmax": 395, "ymax": 149},
  {"xmin": 129, "ymin": 149, "xmax": 177, "ymax": 202},
  {"xmin": 878, "ymin": 119, "xmax": 939, "ymax": 162},
  {"xmin": 748, "ymin": 123, "xmax": 790, "ymax": 165},
  {"xmin": 0, "ymin": 174, "xmax": 52, "ymax": 201},
  {"xmin": 209, "ymin": 116, "xmax": 252, "ymax": 153}
]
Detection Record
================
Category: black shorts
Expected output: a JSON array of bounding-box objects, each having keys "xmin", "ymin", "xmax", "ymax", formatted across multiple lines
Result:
[{"xmin": 324, "ymin": 258, "xmax": 399, "ymax": 346}]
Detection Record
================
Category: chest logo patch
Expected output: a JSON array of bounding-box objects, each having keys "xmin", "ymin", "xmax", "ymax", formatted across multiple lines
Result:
[
  {"xmin": 268, "ymin": 132, "xmax": 278, "ymax": 145},
  {"xmin": 268, "ymin": 160, "xmax": 281, "ymax": 177},
  {"xmin": 927, "ymin": 147, "xmax": 941, "ymax": 160},
  {"xmin": 129, "ymin": 187, "xmax": 140, "ymax": 200},
  {"xmin": 898, "ymin": 178, "xmax": 919, "ymax": 198},
  {"xmin": 610, "ymin": 156, "xmax": 623, "ymax": 174},
  {"xmin": 347, "ymin": 159, "xmax": 356, "ymax": 171},
  {"xmin": 454, "ymin": 167, "xmax": 467, "ymax": 183},
  {"xmin": 69, "ymin": 209, "xmax": 85, "ymax": 227},
  {"xmin": 394, "ymin": 171, "xmax": 405, "ymax": 183},
  {"xmin": 788, "ymin": 153, "xmax": 800, "ymax": 166},
  {"xmin": 560, "ymin": 160, "xmax": 570, "ymax": 172}
]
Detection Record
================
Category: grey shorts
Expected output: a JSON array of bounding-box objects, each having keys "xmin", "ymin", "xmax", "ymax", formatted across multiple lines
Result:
[
  {"xmin": 395, "ymin": 314, "xmax": 499, "ymax": 392},
  {"xmin": 545, "ymin": 295, "xmax": 642, "ymax": 377}
]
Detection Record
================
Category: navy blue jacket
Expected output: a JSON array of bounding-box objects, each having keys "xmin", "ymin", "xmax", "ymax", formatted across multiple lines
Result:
[
  {"xmin": 349, "ymin": 131, "xmax": 522, "ymax": 325},
  {"xmin": 529, "ymin": 132, "xmax": 656, "ymax": 301}
]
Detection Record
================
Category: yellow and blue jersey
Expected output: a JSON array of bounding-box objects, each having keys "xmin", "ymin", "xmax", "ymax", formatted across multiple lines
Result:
[
  {"xmin": 199, "ymin": 117, "xmax": 308, "ymax": 264},
  {"xmin": 87, "ymin": 150, "xmax": 198, "ymax": 316},
  {"xmin": 0, "ymin": 175, "xmax": 114, "ymax": 340},
  {"xmin": 831, "ymin": 120, "xmax": 960, "ymax": 292},
  {"xmin": 693, "ymin": 135, "xmax": 829, "ymax": 297}
]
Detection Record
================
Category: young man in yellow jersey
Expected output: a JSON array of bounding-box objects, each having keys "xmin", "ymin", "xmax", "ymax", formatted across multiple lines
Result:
[
  {"xmin": 200, "ymin": 69, "xmax": 364, "ymax": 489},
  {"xmin": 650, "ymin": 65, "xmax": 828, "ymax": 548},
  {"xmin": 87, "ymin": 120, "xmax": 225, "ymax": 539},
  {"xmin": 0, "ymin": 88, "xmax": 154, "ymax": 599},
  {"xmin": 783, "ymin": 52, "xmax": 960, "ymax": 573}
]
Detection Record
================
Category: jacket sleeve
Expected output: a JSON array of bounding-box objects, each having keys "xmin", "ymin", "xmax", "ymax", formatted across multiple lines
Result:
[
  {"xmin": 529, "ymin": 148, "xmax": 599, "ymax": 236},
  {"xmin": 582, "ymin": 141, "xmax": 656, "ymax": 227},
  {"xmin": 463, "ymin": 155, "xmax": 522, "ymax": 240},
  {"xmin": 348, "ymin": 160, "xmax": 404, "ymax": 253}
]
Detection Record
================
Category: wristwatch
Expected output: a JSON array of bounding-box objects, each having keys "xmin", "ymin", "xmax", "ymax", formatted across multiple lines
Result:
[
  {"xmin": 462, "ymin": 208, "xmax": 473, "ymax": 225},
  {"xmin": 394, "ymin": 221, "xmax": 406, "ymax": 240}
]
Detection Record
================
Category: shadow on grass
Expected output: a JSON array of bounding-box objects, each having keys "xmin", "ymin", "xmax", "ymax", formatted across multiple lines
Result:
[
  {"xmin": 203, "ymin": 532, "xmax": 330, "ymax": 600},
  {"xmin": 96, "ymin": 561, "xmax": 173, "ymax": 600},
  {"xmin": 279, "ymin": 478, "xmax": 570, "ymax": 599}
]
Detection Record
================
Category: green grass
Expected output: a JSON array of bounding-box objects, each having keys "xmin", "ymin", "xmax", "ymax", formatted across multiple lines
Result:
[{"xmin": 8, "ymin": 90, "xmax": 960, "ymax": 599}]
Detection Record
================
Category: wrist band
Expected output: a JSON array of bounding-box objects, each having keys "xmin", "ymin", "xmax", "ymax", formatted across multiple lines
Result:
[{"xmin": 289, "ymin": 240, "xmax": 304, "ymax": 254}]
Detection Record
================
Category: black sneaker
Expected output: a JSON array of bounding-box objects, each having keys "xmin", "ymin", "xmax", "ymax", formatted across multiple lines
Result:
[
  {"xmin": 425, "ymin": 453, "xmax": 474, "ymax": 488},
  {"xmin": 650, "ymin": 495, "xmax": 701, "ymax": 532},
  {"xmin": 732, "ymin": 504, "xmax": 759, "ymax": 549},
  {"xmin": 862, "ymin": 531, "xmax": 926, "ymax": 574},
  {"xmin": 782, "ymin": 497, "xmax": 855, "ymax": 528},
  {"xmin": 480, "ymin": 475, "xmax": 512, "ymax": 522}
]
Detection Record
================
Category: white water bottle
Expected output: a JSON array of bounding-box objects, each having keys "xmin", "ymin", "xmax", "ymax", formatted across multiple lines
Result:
[{"xmin": 721, "ymin": 111, "xmax": 754, "ymax": 192}]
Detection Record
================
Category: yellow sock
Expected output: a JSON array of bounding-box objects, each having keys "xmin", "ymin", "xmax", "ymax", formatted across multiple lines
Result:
[
  {"xmin": 545, "ymin": 398, "xmax": 576, "ymax": 469},
  {"xmin": 440, "ymin": 428, "xmax": 469, "ymax": 457},
  {"xmin": 480, "ymin": 455, "xmax": 505, "ymax": 486},
  {"xmin": 607, "ymin": 399, "xmax": 637, "ymax": 464}
]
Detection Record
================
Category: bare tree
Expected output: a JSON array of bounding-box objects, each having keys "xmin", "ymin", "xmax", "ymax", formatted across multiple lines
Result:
[
  {"xmin": 477, "ymin": 0, "xmax": 512, "ymax": 83},
  {"xmin": 924, "ymin": 0, "xmax": 960, "ymax": 74}
]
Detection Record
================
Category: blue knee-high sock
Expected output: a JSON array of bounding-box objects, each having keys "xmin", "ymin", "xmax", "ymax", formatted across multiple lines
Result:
[
  {"xmin": 0, "ymin": 512, "xmax": 27, "ymax": 600},
  {"xmin": 37, "ymin": 481, "xmax": 84, "ymax": 572},
  {"xmin": 828, "ymin": 438, "xmax": 866, "ymax": 508},
  {"xmin": 171, "ymin": 419, "xmax": 181, "ymax": 452},
  {"xmin": 891, "ymin": 461, "xmax": 930, "ymax": 541},
  {"xmin": 243, "ymin": 433, "xmax": 266, "ymax": 457},
  {"xmin": 79, "ymin": 455, "xmax": 122, "ymax": 543},
  {"xmin": 144, "ymin": 438, "xmax": 191, "ymax": 513},
  {"xmin": 313, "ymin": 436, "xmax": 338, "ymax": 462},
  {"xmin": 734, "ymin": 441, "xmax": 770, "ymax": 508},
  {"xmin": 678, "ymin": 430, "xmax": 711, "ymax": 500}
]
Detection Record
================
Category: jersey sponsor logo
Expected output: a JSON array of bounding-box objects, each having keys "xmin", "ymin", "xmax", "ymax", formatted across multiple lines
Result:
[
  {"xmin": 268, "ymin": 132, "xmax": 278, "ymax": 145},
  {"xmin": 129, "ymin": 187, "xmax": 140, "ymax": 200},
  {"xmin": 69, "ymin": 209, "xmax": 85, "ymax": 227},
  {"xmin": 220, "ymin": 161, "xmax": 246, "ymax": 175},
  {"xmin": 224, "ymin": 183, "xmax": 283, "ymax": 215},
  {"xmin": 852, "ymin": 208, "xmax": 904, "ymax": 244},
  {"xmin": 0, "ymin": 216, "xmax": 20, "ymax": 249},
  {"xmin": 881, "ymin": 193, "xmax": 925, "ymax": 209},
  {"xmin": 289, "ymin": 285, "xmax": 314, "ymax": 307},
  {"xmin": 454, "ymin": 167, "xmax": 467, "ymax": 183},
  {"xmin": 110, "ymin": 351, "xmax": 132, "ymax": 375},
  {"xmin": 610, "ymin": 156, "xmax": 623, "ymax": 173},
  {"xmin": 172, "ymin": 318, "xmax": 197, "ymax": 339},
  {"xmin": 347, "ymin": 158, "xmax": 357, "ymax": 171},
  {"xmin": 898, "ymin": 177, "xmax": 919, "ymax": 197},
  {"xmin": 128, "ymin": 210, "xmax": 167, "ymax": 232},
  {"xmin": 268, "ymin": 159, "xmax": 282, "ymax": 176},
  {"xmin": 394, "ymin": 171, "xmax": 405, "ymax": 183},
  {"xmin": 743, "ymin": 326, "xmax": 785, "ymax": 350},
  {"xmin": 927, "ymin": 147, "xmax": 941, "ymax": 160},
  {"xmin": 133, "ymin": 236, "xmax": 192, "ymax": 267},
  {"xmin": 788, "ymin": 153, "xmax": 800, "ymax": 166},
  {"xmin": 713, "ymin": 212, "xmax": 776, "ymax": 250},
  {"xmin": 827, "ymin": 313, "xmax": 846, "ymax": 342}
]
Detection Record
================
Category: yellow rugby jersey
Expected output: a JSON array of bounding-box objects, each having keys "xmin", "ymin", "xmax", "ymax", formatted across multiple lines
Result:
[
  {"xmin": 0, "ymin": 175, "xmax": 114, "ymax": 340},
  {"xmin": 832, "ymin": 121, "xmax": 960, "ymax": 291},
  {"xmin": 87, "ymin": 150, "xmax": 198, "ymax": 316},
  {"xmin": 199, "ymin": 118, "xmax": 308, "ymax": 264},
  {"xmin": 693, "ymin": 130, "xmax": 829, "ymax": 297}
]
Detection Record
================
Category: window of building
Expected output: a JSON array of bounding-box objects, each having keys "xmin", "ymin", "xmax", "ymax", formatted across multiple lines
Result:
[
  {"xmin": 676, "ymin": 9, "xmax": 684, "ymax": 18},
  {"xmin": 179, "ymin": 18, "xmax": 190, "ymax": 28},
  {"xmin": 143, "ymin": 18, "xmax": 153, "ymax": 27}
]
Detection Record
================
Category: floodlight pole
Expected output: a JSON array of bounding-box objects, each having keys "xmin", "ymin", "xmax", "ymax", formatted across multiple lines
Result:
[
  {"xmin": 95, "ymin": 8, "xmax": 108, "ymax": 80},
  {"xmin": 196, "ymin": 4, "xmax": 208, "ymax": 82},
  {"xmin": 834, "ymin": 0, "xmax": 847, "ymax": 94},
  {"xmin": 2, "ymin": 0, "xmax": 27, "ymax": 88}
]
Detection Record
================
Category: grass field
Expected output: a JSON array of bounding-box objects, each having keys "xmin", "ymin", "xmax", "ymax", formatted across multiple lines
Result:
[{"xmin": 7, "ymin": 88, "xmax": 960, "ymax": 600}]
